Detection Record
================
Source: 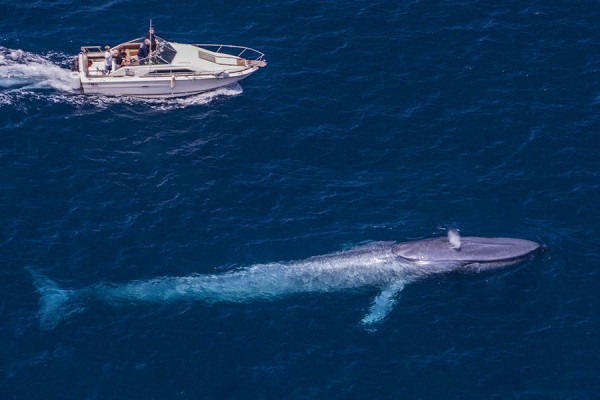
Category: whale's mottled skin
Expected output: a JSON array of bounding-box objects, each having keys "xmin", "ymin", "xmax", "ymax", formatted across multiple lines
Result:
[
  {"xmin": 29, "ymin": 235, "xmax": 542, "ymax": 330},
  {"xmin": 393, "ymin": 236, "xmax": 541, "ymax": 270}
]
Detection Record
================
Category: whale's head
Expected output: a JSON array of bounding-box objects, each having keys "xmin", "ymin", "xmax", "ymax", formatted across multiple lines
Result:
[{"xmin": 392, "ymin": 235, "xmax": 542, "ymax": 273}]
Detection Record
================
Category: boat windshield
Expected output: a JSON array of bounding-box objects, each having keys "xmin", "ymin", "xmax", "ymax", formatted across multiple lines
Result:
[{"xmin": 154, "ymin": 40, "xmax": 177, "ymax": 64}]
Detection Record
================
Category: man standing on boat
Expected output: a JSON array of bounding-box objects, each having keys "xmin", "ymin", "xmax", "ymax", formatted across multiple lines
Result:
[
  {"xmin": 138, "ymin": 39, "xmax": 151, "ymax": 65},
  {"xmin": 103, "ymin": 45, "xmax": 112, "ymax": 73}
]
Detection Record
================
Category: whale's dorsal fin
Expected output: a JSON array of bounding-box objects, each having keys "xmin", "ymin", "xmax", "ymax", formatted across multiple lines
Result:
[{"xmin": 361, "ymin": 281, "xmax": 405, "ymax": 327}]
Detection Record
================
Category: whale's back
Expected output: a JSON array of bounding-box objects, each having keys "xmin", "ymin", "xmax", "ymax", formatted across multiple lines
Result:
[{"xmin": 393, "ymin": 236, "xmax": 541, "ymax": 265}]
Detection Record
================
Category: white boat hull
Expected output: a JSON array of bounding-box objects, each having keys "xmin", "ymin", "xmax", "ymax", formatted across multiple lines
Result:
[{"xmin": 78, "ymin": 69, "xmax": 257, "ymax": 98}]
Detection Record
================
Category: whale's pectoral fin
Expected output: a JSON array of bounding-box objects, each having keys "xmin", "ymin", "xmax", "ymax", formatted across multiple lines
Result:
[{"xmin": 361, "ymin": 281, "xmax": 405, "ymax": 326}]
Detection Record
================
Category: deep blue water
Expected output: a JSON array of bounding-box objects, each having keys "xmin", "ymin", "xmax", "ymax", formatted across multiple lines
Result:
[{"xmin": 1, "ymin": 0, "xmax": 600, "ymax": 398}]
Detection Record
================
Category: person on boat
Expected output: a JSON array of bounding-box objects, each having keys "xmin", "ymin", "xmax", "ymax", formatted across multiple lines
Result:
[
  {"xmin": 103, "ymin": 45, "xmax": 112, "ymax": 73},
  {"xmin": 138, "ymin": 39, "xmax": 151, "ymax": 65},
  {"xmin": 146, "ymin": 27, "xmax": 158, "ymax": 52},
  {"xmin": 113, "ymin": 47, "xmax": 126, "ymax": 69}
]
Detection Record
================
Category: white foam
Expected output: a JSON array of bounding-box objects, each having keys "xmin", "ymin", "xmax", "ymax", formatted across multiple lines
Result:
[{"xmin": 0, "ymin": 46, "xmax": 72, "ymax": 91}]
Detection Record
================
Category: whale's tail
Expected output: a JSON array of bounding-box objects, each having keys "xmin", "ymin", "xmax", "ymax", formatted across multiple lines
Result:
[{"xmin": 27, "ymin": 268, "xmax": 84, "ymax": 330}]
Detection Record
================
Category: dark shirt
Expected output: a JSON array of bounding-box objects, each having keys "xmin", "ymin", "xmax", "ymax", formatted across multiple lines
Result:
[
  {"xmin": 138, "ymin": 42, "xmax": 150, "ymax": 63},
  {"xmin": 114, "ymin": 50, "xmax": 126, "ymax": 66}
]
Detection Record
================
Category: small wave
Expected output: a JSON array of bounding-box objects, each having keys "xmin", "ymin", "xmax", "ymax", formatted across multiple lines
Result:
[{"xmin": 0, "ymin": 46, "xmax": 242, "ymax": 110}]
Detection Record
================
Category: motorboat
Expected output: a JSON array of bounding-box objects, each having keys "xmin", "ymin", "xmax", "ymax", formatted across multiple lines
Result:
[{"xmin": 70, "ymin": 36, "xmax": 267, "ymax": 98}]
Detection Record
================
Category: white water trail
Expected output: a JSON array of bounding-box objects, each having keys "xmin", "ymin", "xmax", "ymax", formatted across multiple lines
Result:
[{"xmin": 0, "ymin": 47, "xmax": 72, "ymax": 92}]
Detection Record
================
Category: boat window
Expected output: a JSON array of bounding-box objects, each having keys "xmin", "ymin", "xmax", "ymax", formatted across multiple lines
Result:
[
  {"xmin": 147, "ymin": 69, "xmax": 194, "ymax": 74},
  {"xmin": 155, "ymin": 41, "xmax": 177, "ymax": 64}
]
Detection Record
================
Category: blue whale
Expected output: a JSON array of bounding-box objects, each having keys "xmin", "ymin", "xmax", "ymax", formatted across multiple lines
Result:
[{"xmin": 29, "ymin": 233, "xmax": 542, "ymax": 330}]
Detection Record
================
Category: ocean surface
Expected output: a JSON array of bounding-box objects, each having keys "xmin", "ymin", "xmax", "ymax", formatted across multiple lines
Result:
[{"xmin": 1, "ymin": 0, "xmax": 599, "ymax": 398}]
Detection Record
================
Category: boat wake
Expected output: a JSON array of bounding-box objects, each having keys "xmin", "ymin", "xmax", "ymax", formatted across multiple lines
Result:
[
  {"xmin": 0, "ymin": 46, "xmax": 242, "ymax": 110},
  {"xmin": 0, "ymin": 47, "xmax": 72, "ymax": 92}
]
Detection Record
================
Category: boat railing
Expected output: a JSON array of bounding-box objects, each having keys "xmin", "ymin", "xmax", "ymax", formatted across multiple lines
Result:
[
  {"xmin": 194, "ymin": 44, "xmax": 266, "ymax": 62},
  {"xmin": 81, "ymin": 38, "xmax": 265, "ymax": 59},
  {"xmin": 80, "ymin": 45, "xmax": 105, "ymax": 55}
]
